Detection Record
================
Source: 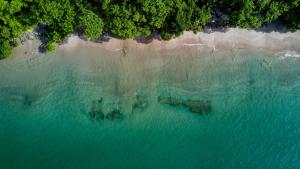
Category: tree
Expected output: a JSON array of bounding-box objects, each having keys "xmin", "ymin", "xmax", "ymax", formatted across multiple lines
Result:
[
  {"xmin": 79, "ymin": 9, "xmax": 104, "ymax": 39},
  {"xmin": 159, "ymin": 0, "xmax": 211, "ymax": 39},
  {"xmin": 217, "ymin": 0, "xmax": 299, "ymax": 28},
  {"xmin": 104, "ymin": 4, "xmax": 142, "ymax": 38},
  {"xmin": 0, "ymin": 0, "xmax": 29, "ymax": 58},
  {"xmin": 282, "ymin": 4, "xmax": 300, "ymax": 29},
  {"xmin": 45, "ymin": 42, "xmax": 56, "ymax": 52},
  {"xmin": 0, "ymin": 40, "xmax": 13, "ymax": 59},
  {"xmin": 32, "ymin": 0, "xmax": 76, "ymax": 42},
  {"xmin": 137, "ymin": 0, "xmax": 172, "ymax": 29},
  {"xmin": 229, "ymin": 0, "xmax": 263, "ymax": 28}
]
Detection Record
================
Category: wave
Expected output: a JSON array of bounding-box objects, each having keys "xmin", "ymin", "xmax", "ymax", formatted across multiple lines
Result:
[{"xmin": 275, "ymin": 51, "xmax": 300, "ymax": 59}]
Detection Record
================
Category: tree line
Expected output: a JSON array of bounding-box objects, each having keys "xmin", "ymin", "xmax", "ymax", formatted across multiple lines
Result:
[{"xmin": 1, "ymin": 0, "xmax": 300, "ymax": 59}]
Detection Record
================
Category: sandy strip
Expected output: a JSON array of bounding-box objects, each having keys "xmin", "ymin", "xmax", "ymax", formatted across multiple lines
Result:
[
  {"xmin": 11, "ymin": 28, "xmax": 300, "ymax": 59},
  {"xmin": 59, "ymin": 28, "xmax": 300, "ymax": 56}
]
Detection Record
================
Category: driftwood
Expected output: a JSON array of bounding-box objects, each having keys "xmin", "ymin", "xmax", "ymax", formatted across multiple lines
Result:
[{"xmin": 158, "ymin": 96, "xmax": 212, "ymax": 115}]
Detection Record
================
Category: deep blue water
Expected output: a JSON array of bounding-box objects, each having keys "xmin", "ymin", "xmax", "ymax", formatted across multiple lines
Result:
[{"xmin": 0, "ymin": 48, "xmax": 300, "ymax": 169}]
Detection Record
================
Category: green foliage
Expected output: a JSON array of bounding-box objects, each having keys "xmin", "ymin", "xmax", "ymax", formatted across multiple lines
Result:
[
  {"xmin": 229, "ymin": 0, "xmax": 263, "ymax": 28},
  {"xmin": 79, "ymin": 9, "xmax": 104, "ymax": 39},
  {"xmin": 103, "ymin": 3, "xmax": 143, "ymax": 38},
  {"xmin": 160, "ymin": 32, "xmax": 173, "ymax": 40},
  {"xmin": 0, "ymin": 40, "xmax": 13, "ymax": 59},
  {"xmin": 0, "ymin": 0, "xmax": 31, "ymax": 58},
  {"xmin": 32, "ymin": 0, "xmax": 76, "ymax": 42},
  {"xmin": 218, "ymin": 0, "xmax": 300, "ymax": 28},
  {"xmin": 159, "ymin": 0, "xmax": 211, "ymax": 39},
  {"xmin": 137, "ymin": 0, "xmax": 172, "ymax": 29},
  {"xmin": 45, "ymin": 42, "xmax": 56, "ymax": 52},
  {"xmin": 282, "ymin": 5, "xmax": 300, "ymax": 29},
  {"xmin": 264, "ymin": 1, "xmax": 288, "ymax": 23}
]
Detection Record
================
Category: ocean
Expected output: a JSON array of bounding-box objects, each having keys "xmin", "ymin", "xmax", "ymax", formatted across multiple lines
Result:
[{"xmin": 0, "ymin": 45, "xmax": 299, "ymax": 169}]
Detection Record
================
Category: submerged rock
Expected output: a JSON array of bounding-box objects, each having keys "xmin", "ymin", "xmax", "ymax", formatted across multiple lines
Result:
[
  {"xmin": 106, "ymin": 109, "xmax": 123, "ymax": 120},
  {"xmin": 11, "ymin": 92, "xmax": 39, "ymax": 107},
  {"xmin": 158, "ymin": 96, "xmax": 184, "ymax": 106},
  {"xmin": 132, "ymin": 94, "xmax": 148, "ymax": 113},
  {"xmin": 184, "ymin": 100, "xmax": 212, "ymax": 115},
  {"xmin": 158, "ymin": 96, "xmax": 212, "ymax": 115},
  {"xmin": 23, "ymin": 94, "xmax": 33, "ymax": 106},
  {"xmin": 89, "ymin": 98, "xmax": 124, "ymax": 122},
  {"xmin": 89, "ymin": 98, "xmax": 105, "ymax": 121}
]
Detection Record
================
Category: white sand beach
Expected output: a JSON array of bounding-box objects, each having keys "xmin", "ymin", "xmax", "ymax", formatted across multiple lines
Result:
[
  {"xmin": 8, "ymin": 28, "xmax": 300, "ymax": 62},
  {"xmin": 58, "ymin": 28, "xmax": 300, "ymax": 55}
]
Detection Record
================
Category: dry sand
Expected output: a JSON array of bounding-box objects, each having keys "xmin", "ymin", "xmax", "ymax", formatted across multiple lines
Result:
[
  {"xmin": 10, "ymin": 28, "xmax": 300, "ymax": 60},
  {"xmin": 59, "ymin": 28, "xmax": 300, "ymax": 56}
]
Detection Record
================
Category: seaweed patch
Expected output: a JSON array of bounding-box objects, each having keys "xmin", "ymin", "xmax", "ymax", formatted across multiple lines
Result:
[
  {"xmin": 88, "ymin": 98, "xmax": 123, "ymax": 122},
  {"xmin": 158, "ymin": 96, "xmax": 212, "ymax": 115},
  {"xmin": 132, "ymin": 93, "xmax": 148, "ymax": 113}
]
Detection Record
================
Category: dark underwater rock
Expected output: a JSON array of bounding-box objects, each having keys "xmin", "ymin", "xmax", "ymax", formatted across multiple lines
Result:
[
  {"xmin": 158, "ymin": 96, "xmax": 212, "ymax": 115},
  {"xmin": 89, "ymin": 98, "xmax": 124, "ymax": 121},
  {"xmin": 89, "ymin": 98, "xmax": 105, "ymax": 121},
  {"xmin": 106, "ymin": 109, "xmax": 123, "ymax": 120},
  {"xmin": 158, "ymin": 96, "xmax": 184, "ymax": 106},
  {"xmin": 23, "ymin": 94, "xmax": 33, "ymax": 106},
  {"xmin": 132, "ymin": 94, "xmax": 148, "ymax": 112},
  {"xmin": 184, "ymin": 100, "xmax": 212, "ymax": 115}
]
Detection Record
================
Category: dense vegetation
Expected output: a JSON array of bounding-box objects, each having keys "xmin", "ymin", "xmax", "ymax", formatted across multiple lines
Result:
[{"xmin": 0, "ymin": 0, "xmax": 300, "ymax": 59}]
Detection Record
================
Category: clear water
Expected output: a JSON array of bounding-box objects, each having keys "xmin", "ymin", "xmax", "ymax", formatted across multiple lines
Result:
[{"xmin": 0, "ymin": 47, "xmax": 300, "ymax": 169}]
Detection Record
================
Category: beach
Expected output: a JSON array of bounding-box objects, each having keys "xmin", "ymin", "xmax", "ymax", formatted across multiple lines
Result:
[
  {"xmin": 57, "ymin": 28, "xmax": 300, "ymax": 55},
  {"xmin": 10, "ymin": 28, "xmax": 300, "ymax": 61}
]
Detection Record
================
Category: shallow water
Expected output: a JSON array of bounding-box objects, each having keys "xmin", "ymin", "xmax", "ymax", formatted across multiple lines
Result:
[{"xmin": 0, "ymin": 46, "xmax": 300, "ymax": 169}]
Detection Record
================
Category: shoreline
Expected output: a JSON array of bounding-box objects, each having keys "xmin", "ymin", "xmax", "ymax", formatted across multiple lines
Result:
[
  {"xmin": 10, "ymin": 28, "xmax": 300, "ymax": 59},
  {"xmin": 59, "ymin": 28, "xmax": 300, "ymax": 55}
]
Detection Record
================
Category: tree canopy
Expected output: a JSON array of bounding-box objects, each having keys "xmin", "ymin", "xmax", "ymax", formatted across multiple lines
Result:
[
  {"xmin": 0, "ymin": 0, "xmax": 300, "ymax": 58},
  {"xmin": 79, "ymin": 9, "xmax": 104, "ymax": 39}
]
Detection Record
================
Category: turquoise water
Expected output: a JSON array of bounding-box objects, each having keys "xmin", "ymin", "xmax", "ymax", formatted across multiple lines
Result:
[{"xmin": 0, "ymin": 47, "xmax": 300, "ymax": 169}]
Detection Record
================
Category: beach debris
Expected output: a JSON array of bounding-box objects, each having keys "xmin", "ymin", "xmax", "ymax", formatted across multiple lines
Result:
[
  {"xmin": 158, "ymin": 96, "xmax": 212, "ymax": 115},
  {"xmin": 122, "ymin": 47, "xmax": 128, "ymax": 56}
]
